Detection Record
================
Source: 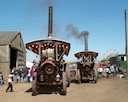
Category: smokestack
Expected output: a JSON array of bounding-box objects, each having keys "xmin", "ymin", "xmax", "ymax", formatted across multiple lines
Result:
[
  {"xmin": 84, "ymin": 34, "xmax": 89, "ymax": 51},
  {"xmin": 48, "ymin": 6, "xmax": 53, "ymax": 37}
]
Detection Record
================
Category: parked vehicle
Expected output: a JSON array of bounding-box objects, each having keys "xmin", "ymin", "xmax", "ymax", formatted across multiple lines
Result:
[
  {"xmin": 70, "ymin": 33, "xmax": 99, "ymax": 83},
  {"xmin": 74, "ymin": 51, "xmax": 99, "ymax": 83},
  {"xmin": 68, "ymin": 63, "xmax": 81, "ymax": 84},
  {"xmin": 26, "ymin": 6, "xmax": 70, "ymax": 96},
  {"xmin": 109, "ymin": 54, "xmax": 126, "ymax": 74}
]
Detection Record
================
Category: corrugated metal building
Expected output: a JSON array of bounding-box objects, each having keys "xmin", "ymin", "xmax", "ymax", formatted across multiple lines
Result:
[{"xmin": 0, "ymin": 31, "xmax": 26, "ymax": 79}]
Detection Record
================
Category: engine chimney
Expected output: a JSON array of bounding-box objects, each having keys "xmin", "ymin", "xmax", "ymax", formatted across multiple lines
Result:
[
  {"xmin": 48, "ymin": 6, "xmax": 53, "ymax": 38},
  {"xmin": 84, "ymin": 34, "xmax": 89, "ymax": 51}
]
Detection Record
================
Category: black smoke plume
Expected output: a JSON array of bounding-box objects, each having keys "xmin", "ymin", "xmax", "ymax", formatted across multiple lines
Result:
[{"xmin": 65, "ymin": 24, "xmax": 89, "ymax": 40}]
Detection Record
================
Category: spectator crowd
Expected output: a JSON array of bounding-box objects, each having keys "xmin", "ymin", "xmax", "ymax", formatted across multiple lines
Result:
[
  {"xmin": 10, "ymin": 66, "xmax": 35, "ymax": 84},
  {"xmin": 97, "ymin": 63, "xmax": 125, "ymax": 79},
  {"xmin": 0, "ymin": 66, "xmax": 35, "ymax": 86}
]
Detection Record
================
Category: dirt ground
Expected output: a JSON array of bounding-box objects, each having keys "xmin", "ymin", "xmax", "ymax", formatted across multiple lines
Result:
[{"xmin": 0, "ymin": 77, "xmax": 128, "ymax": 102}]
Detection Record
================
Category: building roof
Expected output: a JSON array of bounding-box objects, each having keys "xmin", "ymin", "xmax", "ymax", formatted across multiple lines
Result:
[{"xmin": 0, "ymin": 31, "xmax": 21, "ymax": 45}]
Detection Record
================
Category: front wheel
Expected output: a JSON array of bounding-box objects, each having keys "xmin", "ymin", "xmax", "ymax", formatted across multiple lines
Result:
[
  {"xmin": 93, "ymin": 64, "xmax": 98, "ymax": 83},
  {"xmin": 77, "ymin": 69, "xmax": 81, "ymax": 84},
  {"xmin": 61, "ymin": 72, "xmax": 67, "ymax": 95},
  {"xmin": 32, "ymin": 72, "xmax": 38, "ymax": 96},
  {"xmin": 66, "ymin": 64, "xmax": 70, "ymax": 87},
  {"xmin": 67, "ymin": 78, "xmax": 70, "ymax": 87}
]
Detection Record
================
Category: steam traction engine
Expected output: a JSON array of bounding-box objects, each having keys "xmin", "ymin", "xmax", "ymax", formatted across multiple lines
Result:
[
  {"xmin": 26, "ymin": 6, "xmax": 70, "ymax": 96},
  {"xmin": 75, "ymin": 51, "xmax": 98, "ymax": 83},
  {"xmin": 74, "ymin": 34, "xmax": 99, "ymax": 83}
]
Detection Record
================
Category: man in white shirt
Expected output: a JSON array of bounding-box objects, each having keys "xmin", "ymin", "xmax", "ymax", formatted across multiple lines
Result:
[
  {"xmin": 105, "ymin": 67, "xmax": 110, "ymax": 78},
  {"xmin": 98, "ymin": 66, "xmax": 103, "ymax": 78},
  {"xmin": 6, "ymin": 74, "xmax": 14, "ymax": 92}
]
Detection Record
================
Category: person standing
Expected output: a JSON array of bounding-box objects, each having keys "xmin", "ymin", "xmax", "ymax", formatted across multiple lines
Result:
[
  {"xmin": 110, "ymin": 64, "xmax": 115, "ymax": 78},
  {"xmin": 30, "ymin": 67, "xmax": 34, "ymax": 82},
  {"xmin": 23, "ymin": 67, "xmax": 29, "ymax": 83},
  {"xmin": 6, "ymin": 74, "xmax": 14, "ymax": 92},
  {"xmin": 105, "ymin": 66, "xmax": 110, "ymax": 78},
  {"xmin": 98, "ymin": 66, "xmax": 103, "ymax": 78},
  {"xmin": 20, "ymin": 69, "xmax": 24, "ymax": 83},
  {"xmin": 0, "ymin": 73, "xmax": 4, "ymax": 85},
  {"xmin": 27, "ymin": 68, "xmax": 31, "ymax": 82},
  {"xmin": 18, "ymin": 68, "xmax": 23, "ymax": 83},
  {"xmin": 13, "ymin": 67, "xmax": 19, "ymax": 83},
  {"xmin": 11, "ymin": 67, "xmax": 15, "ymax": 74},
  {"xmin": 114, "ymin": 64, "xmax": 118, "ymax": 77}
]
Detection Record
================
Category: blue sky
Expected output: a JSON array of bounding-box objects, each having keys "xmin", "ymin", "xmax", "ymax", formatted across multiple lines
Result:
[{"xmin": 0, "ymin": 0, "xmax": 128, "ymax": 63}]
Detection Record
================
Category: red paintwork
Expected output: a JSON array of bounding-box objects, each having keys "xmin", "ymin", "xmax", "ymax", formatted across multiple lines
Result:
[{"xmin": 41, "ymin": 60, "xmax": 56, "ymax": 67}]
